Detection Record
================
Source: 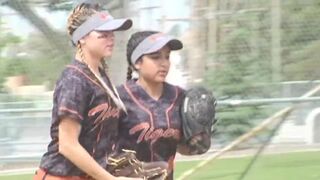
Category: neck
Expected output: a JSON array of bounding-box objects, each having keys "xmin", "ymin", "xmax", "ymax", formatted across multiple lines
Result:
[
  {"xmin": 75, "ymin": 50, "xmax": 101, "ymax": 75},
  {"xmin": 137, "ymin": 78, "xmax": 163, "ymax": 100}
]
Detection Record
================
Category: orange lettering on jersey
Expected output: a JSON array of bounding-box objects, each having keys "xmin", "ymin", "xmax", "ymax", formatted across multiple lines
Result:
[
  {"xmin": 89, "ymin": 103, "xmax": 121, "ymax": 129},
  {"xmin": 101, "ymin": 106, "xmax": 120, "ymax": 119},
  {"xmin": 89, "ymin": 103, "xmax": 120, "ymax": 119},
  {"xmin": 149, "ymin": 129, "xmax": 163, "ymax": 141},
  {"xmin": 88, "ymin": 103, "xmax": 109, "ymax": 116},
  {"xmin": 129, "ymin": 123, "xmax": 180, "ymax": 143},
  {"xmin": 129, "ymin": 122, "xmax": 149, "ymax": 143}
]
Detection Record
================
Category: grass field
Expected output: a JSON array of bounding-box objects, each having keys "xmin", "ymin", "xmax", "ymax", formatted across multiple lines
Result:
[{"xmin": 1, "ymin": 151, "xmax": 320, "ymax": 180}]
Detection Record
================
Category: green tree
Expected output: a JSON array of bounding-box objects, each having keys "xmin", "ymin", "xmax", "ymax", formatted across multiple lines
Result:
[
  {"xmin": 204, "ymin": 2, "xmax": 273, "ymax": 143},
  {"xmin": 204, "ymin": 0, "xmax": 320, "ymax": 143},
  {"xmin": 20, "ymin": 32, "xmax": 72, "ymax": 88},
  {"xmin": 1, "ymin": 0, "xmax": 129, "ymax": 87},
  {"xmin": 0, "ymin": 21, "xmax": 23, "ymax": 92},
  {"xmin": 281, "ymin": 1, "xmax": 320, "ymax": 80}
]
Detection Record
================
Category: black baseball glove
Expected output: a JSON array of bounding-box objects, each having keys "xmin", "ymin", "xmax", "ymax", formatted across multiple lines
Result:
[{"xmin": 180, "ymin": 86, "xmax": 217, "ymax": 154}]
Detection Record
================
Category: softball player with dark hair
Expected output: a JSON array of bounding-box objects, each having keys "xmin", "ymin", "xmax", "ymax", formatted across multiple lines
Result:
[
  {"xmin": 33, "ymin": 3, "xmax": 141, "ymax": 180},
  {"xmin": 116, "ymin": 31, "xmax": 209, "ymax": 179}
]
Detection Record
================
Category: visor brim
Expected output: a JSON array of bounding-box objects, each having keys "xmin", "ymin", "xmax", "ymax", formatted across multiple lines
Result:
[{"xmin": 94, "ymin": 19, "xmax": 132, "ymax": 31}]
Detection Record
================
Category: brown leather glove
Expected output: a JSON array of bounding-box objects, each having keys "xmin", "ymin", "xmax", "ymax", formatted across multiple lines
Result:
[{"xmin": 106, "ymin": 149, "xmax": 168, "ymax": 180}]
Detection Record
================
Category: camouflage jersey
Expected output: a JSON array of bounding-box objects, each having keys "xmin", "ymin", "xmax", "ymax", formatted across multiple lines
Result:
[
  {"xmin": 116, "ymin": 79, "xmax": 185, "ymax": 179},
  {"xmin": 39, "ymin": 59, "xmax": 124, "ymax": 176}
]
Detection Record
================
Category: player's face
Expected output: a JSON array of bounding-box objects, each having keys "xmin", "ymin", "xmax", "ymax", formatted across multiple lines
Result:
[
  {"xmin": 135, "ymin": 46, "xmax": 171, "ymax": 83},
  {"xmin": 83, "ymin": 31, "xmax": 115, "ymax": 59}
]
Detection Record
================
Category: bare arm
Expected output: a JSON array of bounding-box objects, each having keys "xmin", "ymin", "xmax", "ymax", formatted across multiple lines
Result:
[{"xmin": 58, "ymin": 117, "xmax": 115, "ymax": 180}]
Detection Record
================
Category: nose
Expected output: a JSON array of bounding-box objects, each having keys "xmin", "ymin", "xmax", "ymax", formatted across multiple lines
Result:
[
  {"xmin": 107, "ymin": 32, "xmax": 115, "ymax": 41},
  {"xmin": 160, "ymin": 57, "xmax": 170, "ymax": 68}
]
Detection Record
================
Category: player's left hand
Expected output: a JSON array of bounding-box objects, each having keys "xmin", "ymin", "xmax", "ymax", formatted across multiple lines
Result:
[{"xmin": 188, "ymin": 132, "xmax": 211, "ymax": 154}]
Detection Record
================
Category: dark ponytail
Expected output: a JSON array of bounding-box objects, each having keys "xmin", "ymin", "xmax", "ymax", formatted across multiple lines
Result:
[{"xmin": 126, "ymin": 66, "xmax": 133, "ymax": 80}]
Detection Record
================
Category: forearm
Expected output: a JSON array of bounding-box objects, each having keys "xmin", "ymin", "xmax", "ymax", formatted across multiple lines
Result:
[
  {"xmin": 59, "ymin": 141, "xmax": 114, "ymax": 180},
  {"xmin": 177, "ymin": 143, "xmax": 193, "ymax": 155},
  {"xmin": 58, "ymin": 117, "xmax": 115, "ymax": 180}
]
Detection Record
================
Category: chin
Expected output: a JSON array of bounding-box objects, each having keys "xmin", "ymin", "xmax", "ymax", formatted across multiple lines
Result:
[
  {"xmin": 103, "ymin": 52, "xmax": 113, "ymax": 58},
  {"xmin": 156, "ymin": 78, "xmax": 166, "ymax": 83}
]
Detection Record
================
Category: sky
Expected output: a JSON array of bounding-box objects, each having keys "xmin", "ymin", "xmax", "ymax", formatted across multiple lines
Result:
[{"xmin": 135, "ymin": 0, "xmax": 190, "ymax": 33}]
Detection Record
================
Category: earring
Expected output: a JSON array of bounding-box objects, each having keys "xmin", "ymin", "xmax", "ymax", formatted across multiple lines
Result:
[
  {"xmin": 79, "ymin": 39, "xmax": 86, "ymax": 45},
  {"xmin": 132, "ymin": 71, "xmax": 139, "ymax": 78}
]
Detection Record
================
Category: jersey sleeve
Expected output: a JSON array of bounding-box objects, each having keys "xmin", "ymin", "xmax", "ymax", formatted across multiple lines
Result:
[{"xmin": 55, "ymin": 71, "xmax": 91, "ymax": 123}]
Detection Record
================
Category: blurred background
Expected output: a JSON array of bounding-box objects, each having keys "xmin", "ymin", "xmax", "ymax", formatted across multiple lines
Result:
[{"xmin": 0, "ymin": 0, "xmax": 320, "ymax": 179}]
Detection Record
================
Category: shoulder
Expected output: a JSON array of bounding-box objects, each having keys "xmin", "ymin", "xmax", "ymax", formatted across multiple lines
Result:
[
  {"xmin": 58, "ymin": 66, "xmax": 85, "ymax": 85},
  {"xmin": 55, "ymin": 62, "xmax": 92, "ymax": 92},
  {"xmin": 116, "ymin": 82, "xmax": 131, "ymax": 100},
  {"xmin": 63, "ymin": 62, "xmax": 89, "ymax": 80},
  {"xmin": 59, "ymin": 60, "xmax": 84, "ymax": 77},
  {"xmin": 117, "ymin": 79, "xmax": 137, "ymax": 94},
  {"xmin": 116, "ymin": 83, "xmax": 125, "ymax": 92}
]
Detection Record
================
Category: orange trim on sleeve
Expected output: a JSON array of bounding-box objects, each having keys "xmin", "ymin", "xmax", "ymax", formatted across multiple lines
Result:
[{"xmin": 59, "ymin": 106, "xmax": 83, "ymax": 120}]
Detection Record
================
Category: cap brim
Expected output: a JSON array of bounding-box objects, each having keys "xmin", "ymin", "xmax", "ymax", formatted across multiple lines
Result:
[
  {"xmin": 94, "ymin": 19, "xmax": 132, "ymax": 31},
  {"xmin": 145, "ymin": 38, "xmax": 183, "ymax": 54},
  {"xmin": 167, "ymin": 39, "xmax": 183, "ymax": 50}
]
